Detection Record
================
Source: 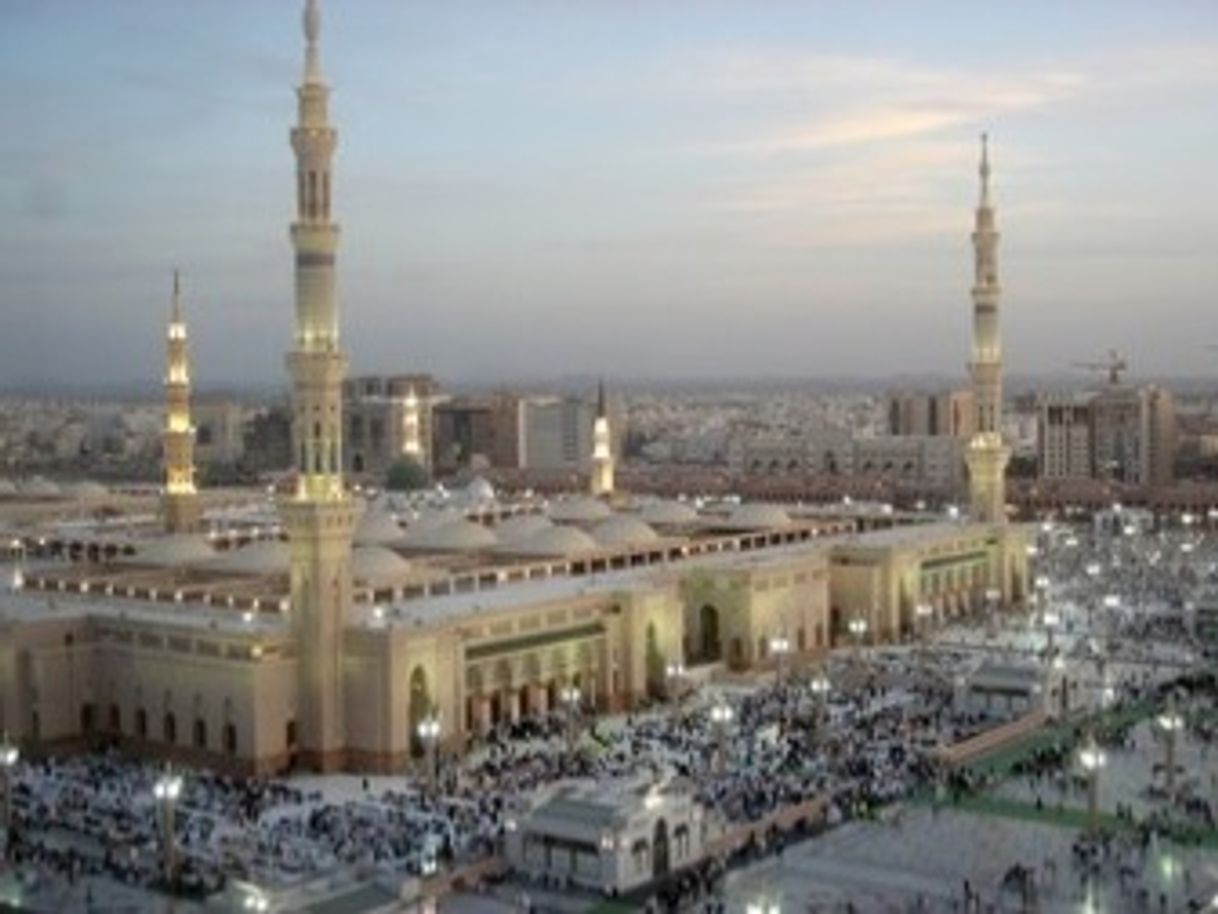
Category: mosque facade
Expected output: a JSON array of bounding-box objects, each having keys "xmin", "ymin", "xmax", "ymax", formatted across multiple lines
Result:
[{"xmin": 0, "ymin": 0, "xmax": 1027, "ymax": 776}]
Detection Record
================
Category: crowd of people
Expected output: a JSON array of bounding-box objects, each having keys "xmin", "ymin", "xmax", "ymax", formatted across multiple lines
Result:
[{"xmin": 2, "ymin": 520, "xmax": 1216, "ymax": 910}]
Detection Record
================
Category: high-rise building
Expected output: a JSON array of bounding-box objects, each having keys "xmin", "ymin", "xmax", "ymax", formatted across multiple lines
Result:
[
  {"xmin": 1035, "ymin": 385, "xmax": 1177, "ymax": 485},
  {"xmin": 1036, "ymin": 392, "xmax": 1093, "ymax": 479},
  {"xmin": 161, "ymin": 270, "xmax": 200, "ymax": 533},
  {"xmin": 964, "ymin": 134, "xmax": 1010, "ymax": 524},
  {"xmin": 344, "ymin": 374, "xmax": 438, "ymax": 477},
  {"xmin": 522, "ymin": 395, "xmax": 597, "ymax": 471},
  {"xmin": 888, "ymin": 390, "xmax": 975, "ymax": 438},
  {"xmin": 431, "ymin": 393, "xmax": 524, "ymax": 474},
  {"xmin": 280, "ymin": 0, "xmax": 358, "ymax": 771}
]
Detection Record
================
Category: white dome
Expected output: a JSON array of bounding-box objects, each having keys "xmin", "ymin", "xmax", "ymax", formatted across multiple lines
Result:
[
  {"xmin": 402, "ymin": 519, "xmax": 497, "ymax": 552},
  {"xmin": 405, "ymin": 507, "xmax": 465, "ymax": 533},
  {"xmin": 66, "ymin": 481, "xmax": 109, "ymax": 500},
  {"xmin": 20, "ymin": 478, "xmax": 60, "ymax": 498},
  {"xmin": 464, "ymin": 476, "xmax": 496, "ymax": 503},
  {"xmin": 354, "ymin": 509, "xmax": 404, "ymax": 546},
  {"xmin": 208, "ymin": 540, "xmax": 290, "ymax": 576},
  {"xmin": 127, "ymin": 534, "xmax": 215, "ymax": 568},
  {"xmin": 0, "ymin": 480, "xmax": 16, "ymax": 496},
  {"xmin": 548, "ymin": 496, "xmax": 612, "ymax": 523},
  {"xmin": 721, "ymin": 503, "xmax": 792, "ymax": 530},
  {"xmin": 494, "ymin": 514, "xmax": 553, "ymax": 543},
  {"xmin": 591, "ymin": 516, "xmax": 659, "ymax": 548},
  {"xmin": 352, "ymin": 545, "xmax": 412, "ymax": 585},
  {"xmin": 641, "ymin": 501, "xmax": 699, "ymax": 526},
  {"xmin": 510, "ymin": 525, "xmax": 600, "ymax": 558}
]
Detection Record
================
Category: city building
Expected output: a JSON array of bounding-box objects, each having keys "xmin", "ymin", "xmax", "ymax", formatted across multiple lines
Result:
[
  {"xmin": 888, "ymin": 390, "xmax": 975, "ymax": 438},
  {"xmin": 344, "ymin": 374, "xmax": 438, "ymax": 478},
  {"xmin": 1036, "ymin": 392, "xmax": 1093, "ymax": 479},
  {"xmin": 1035, "ymin": 384, "xmax": 1176, "ymax": 485},
  {"xmin": 432, "ymin": 393, "xmax": 523, "ymax": 475}
]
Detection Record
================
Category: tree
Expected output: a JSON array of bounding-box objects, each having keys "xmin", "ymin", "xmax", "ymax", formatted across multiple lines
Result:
[{"xmin": 385, "ymin": 457, "xmax": 429, "ymax": 492}]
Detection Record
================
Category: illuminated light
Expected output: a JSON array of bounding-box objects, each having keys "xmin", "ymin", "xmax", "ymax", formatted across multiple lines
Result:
[
  {"xmin": 242, "ymin": 611, "xmax": 255, "ymax": 624},
  {"xmin": 250, "ymin": 645, "xmax": 263, "ymax": 659}
]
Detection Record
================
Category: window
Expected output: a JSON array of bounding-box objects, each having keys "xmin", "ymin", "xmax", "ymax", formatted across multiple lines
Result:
[
  {"xmin": 194, "ymin": 718, "xmax": 207, "ymax": 750},
  {"xmin": 163, "ymin": 712, "xmax": 177, "ymax": 745},
  {"xmin": 135, "ymin": 707, "xmax": 148, "ymax": 738}
]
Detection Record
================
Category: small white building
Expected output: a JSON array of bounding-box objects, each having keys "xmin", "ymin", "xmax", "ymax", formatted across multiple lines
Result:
[
  {"xmin": 957, "ymin": 660, "xmax": 1045, "ymax": 716},
  {"xmin": 506, "ymin": 777, "xmax": 706, "ymax": 895}
]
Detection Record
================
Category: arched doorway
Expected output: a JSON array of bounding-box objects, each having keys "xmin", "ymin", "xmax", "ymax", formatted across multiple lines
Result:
[
  {"xmin": 408, "ymin": 666, "xmax": 430, "ymax": 757},
  {"xmin": 652, "ymin": 819, "xmax": 670, "ymax": 878},
  {"xmin": 699, "ymin": 605, "xmax": 721, "ymax": 661}
]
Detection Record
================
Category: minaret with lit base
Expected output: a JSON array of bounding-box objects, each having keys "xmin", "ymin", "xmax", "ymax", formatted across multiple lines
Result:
[
  {"xmin": 590, "ymin": 380, "xmax": 615, "ymax": 497},
  {"xmin": 281, "ymin": 0, "xmax": 357, "ymax": 771},
  {"xmin": 162, "ymin": 270, "xmax": 201, "ymax": 533},
  {"xmin": 965, "ymin": 133, "xmax": 1010, "ymax": 524}
]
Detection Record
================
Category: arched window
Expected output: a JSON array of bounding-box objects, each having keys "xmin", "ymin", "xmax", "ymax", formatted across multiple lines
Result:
[
  {"xmin": 163, "ymin": 712, "xmax": 177, "ymax": 745},
  {"xmin": 194, "ymin": 718, "xmax": 207, "ymax": 750},
  {"xmin": 223, "ymin": 723, "xmax": 238, "ymax": 755},
  {"xmin": 135, "ymin": 707, "xmax": 148, "ymax": 738}
]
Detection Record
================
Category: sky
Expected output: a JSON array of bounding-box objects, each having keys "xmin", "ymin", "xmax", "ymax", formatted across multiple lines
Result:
[{"xmin": 1, "ymin": 0, "xmax": 1217, "ymax": 390}]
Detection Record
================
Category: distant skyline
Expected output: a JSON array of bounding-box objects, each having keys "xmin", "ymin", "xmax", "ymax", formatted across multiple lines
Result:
[{"xmin": 2, "ymin": 0, "xmax": 1217, "ymax": 388}]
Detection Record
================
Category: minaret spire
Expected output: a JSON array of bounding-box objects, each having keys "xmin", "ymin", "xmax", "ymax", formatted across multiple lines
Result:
[
  {"xmin": 964, "ymin": 132, "xmax": 1010, "ymax": 525},
  {"xmin": 590, "ymin": 380, "xmax": 615, "ymax": 498},
  {"xmin": 162, "ymin": 270, "xmax": 200, "ymax": 533},
  {"xmin": 282, "ymin": 0, "xmax": 356, "ymax": 772}
]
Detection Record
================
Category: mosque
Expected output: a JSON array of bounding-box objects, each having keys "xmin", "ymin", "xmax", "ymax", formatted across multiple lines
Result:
[{"xmin": 0, "ymin": 0, "xmax": 1027, "ymax": 774}]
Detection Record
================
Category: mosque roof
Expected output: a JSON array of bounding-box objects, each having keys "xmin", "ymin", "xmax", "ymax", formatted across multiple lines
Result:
[
  {"xmin": 640, "ymin": 500, "xmax": 699, "ymax": 526},
  {"xmin": 548, "ymin": 496, "xmax": 612, "ymax": 523},
  {"xmin": 494, "ymin": 514, "xmax": 553, "ymax": 543},
  {"xmin": 207, "ymin": 539, "xmax": 291, "ymax": 575},
  {"xmin": 591, "ymin": 515, "xmax": 659, "ymax": 549},
  {"xmin": 354, "ymin": 509, "xmax": 404, "ymax": 546},
  {"xmin": 124, "ymin": 533, "xmax": 216, "ymax": 568},
  {"xmin": 20, "ymin": 478, "xmax": 61, "ymax": 498},
  {"xmin": 401, "ymin": 518, "xmax": 497, "ymax": 552},
  {"xmin": 510, "ymin": 525, "xmax": 599, "ymax": 558},
  {"xmin": 351, "ymin": 545, "xmax": 412, "ymax": 585},
  {"xmin": 717, "ymin": 503, "xmax": 792, "ymax": 530}
]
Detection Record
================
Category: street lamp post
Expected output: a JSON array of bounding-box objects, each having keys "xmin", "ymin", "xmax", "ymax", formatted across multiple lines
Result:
[
  {"xmin": 1078, "ymin": 731, "xmax": 1106, "ymax": 832},
  {"xmin": 848, "ymin": 617, "xmax": 868, "ymax": 662},
  {"xmin": 808, "ymin": 672, "xmax": 831, "ymax": 739},
  {"xmin": 416, "ymin": 712, "xmax": 442, "ymax": 795},
  {"xmin": 153, "ymin": 766, "xmax": 184, "ymax": 890},
  {"xmin": 0, "ymin": 732, "xmax": 18, "ymax": 859},
  {"xmin": 709, "ymin": 701, "xmax": 733, "ymax": 773},
  {"xmin": 665, "ymin": 661, "xmax": 686, "ymax": 715},
  {"xmin": 1157, "ymin": 697, "xmax": 1185, "ymax": 802},
  {"xmin": 1042, "ymin": 610, "xmax": 1060, "ymax": 659},
  {"xmin": 769, "ymin": 636, "xmax": 790, "ymax": 684},
  {"xmin": 560, "ymin": 685, "xmax": 582, "ymax": 750},
  {"xmin": 914, "ymin": 603, "xmax": 933, "ymax": 661}
]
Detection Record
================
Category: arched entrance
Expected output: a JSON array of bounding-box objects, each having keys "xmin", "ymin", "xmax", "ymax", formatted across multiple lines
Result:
[
  {"xmin": 652, "ymin": 819, "xmax": 670, "ymax": 878},
  {"xmin": 408, "ymin": 666, "xmax": 429, "ymax": 757},
  {"xmin": 699, "ymin": 605, "xmax": 721, "ymax": 661}
]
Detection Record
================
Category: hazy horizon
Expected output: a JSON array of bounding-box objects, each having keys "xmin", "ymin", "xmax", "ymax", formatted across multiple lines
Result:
[{"xmin": 3, "ymin": 0, "xmax": 1217, "ymax": 387}]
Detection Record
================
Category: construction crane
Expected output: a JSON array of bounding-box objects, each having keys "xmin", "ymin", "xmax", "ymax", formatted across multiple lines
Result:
[{"xmin": 1073, "ymin": 348, "xmax": 1127, "ymax": 386}]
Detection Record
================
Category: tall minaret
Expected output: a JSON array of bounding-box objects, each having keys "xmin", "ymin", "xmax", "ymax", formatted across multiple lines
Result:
[
  {"xmin": 162, "ymin": 270, "xmax": 201, "ymax": 533},
  {"xmin": 965, "ymin": 133, "xmax": 1010, "ymax": 524},
  {"xmin": 590, "ymin": 380, "xmax": 615, "ymax": 497},
  {"xmin": 281, "ymin": 0, "xmax": 357, "ymax": 771}
]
